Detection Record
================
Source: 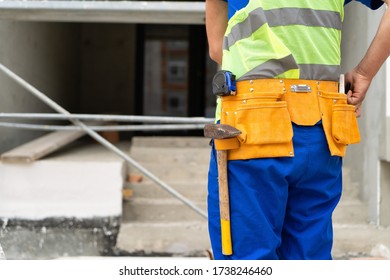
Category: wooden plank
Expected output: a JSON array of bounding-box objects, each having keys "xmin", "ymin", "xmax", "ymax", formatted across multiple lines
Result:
[{"xmin": 1, "ymin": 129, "xmax": 87, "ymax": 163}]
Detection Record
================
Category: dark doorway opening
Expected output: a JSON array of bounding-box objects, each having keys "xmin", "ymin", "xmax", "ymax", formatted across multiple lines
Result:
[{"xmin": 135, "ymin": 24, "xmax": 216, "ymax": 136}]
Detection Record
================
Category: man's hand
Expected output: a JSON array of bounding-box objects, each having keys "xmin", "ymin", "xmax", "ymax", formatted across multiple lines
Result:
[{"xmin": 344, "ymin": 67, "xmax": 372, "ymax": 117}]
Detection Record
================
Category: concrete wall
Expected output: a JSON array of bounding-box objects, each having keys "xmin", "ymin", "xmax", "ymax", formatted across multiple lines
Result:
[
  {"xmin": 341, "ymin": 3, "xmax": 387, "ymax": 225},
  {"xmin": 379, "ymin": 59, "xmax": 390, "ymax": 226},
  {"xmin": 0, "ymin": 21, "xmax": 138, "ymax": 153},
  {"xmin": 0, "ymin": 20, "xmax": 81, "ymax": 154},
  {"xmin": 381, "ymin": 161, "xmax": 390, "ymax": 225}
]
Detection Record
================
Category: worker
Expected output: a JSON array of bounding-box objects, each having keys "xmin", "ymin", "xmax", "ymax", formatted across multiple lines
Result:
[{"xmin": 206, "ymin": 0, "xmax": 390, "ymax": 260}]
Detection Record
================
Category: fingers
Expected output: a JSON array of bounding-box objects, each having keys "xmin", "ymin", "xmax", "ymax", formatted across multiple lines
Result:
[
  {"xmin": 347, "ymin": 90, "xmax": 357, "ymax": 105},
  {"xmin": 343, "ymin": 68, "xmax": 371, "ymax": 118},
  {"xmin": 346, "ymin": 90, "xmax": 362, "ymax": 117},
  {"xmin": 355, "ymin": 105, "xmax": 362, "ymax": 118}
]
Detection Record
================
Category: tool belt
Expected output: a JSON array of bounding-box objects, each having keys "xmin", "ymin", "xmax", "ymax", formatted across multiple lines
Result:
[{"xmin": 215, "ymin": 78, "xmax": 360, "ymax": 160}]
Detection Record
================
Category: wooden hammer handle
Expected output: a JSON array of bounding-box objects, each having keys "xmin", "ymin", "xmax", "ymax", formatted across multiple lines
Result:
[{"xmin": 217, "ymin": 150, "xmax": 233, "ymax": 255}]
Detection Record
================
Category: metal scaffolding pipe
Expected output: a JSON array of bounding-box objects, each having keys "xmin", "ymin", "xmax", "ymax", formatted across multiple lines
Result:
[
  {"xmin": 0, "ymin": 122, "xmax": 206, "ymax": 131},
  {"xmin": 0, "ymin": 113, "xmax": 214, "ymax": 124},
  {"xmin": 0, "ymin": 63, "xmax": 208, "ymax": 220}
]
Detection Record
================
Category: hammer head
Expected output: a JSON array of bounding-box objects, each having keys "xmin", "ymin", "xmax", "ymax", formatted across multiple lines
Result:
[{"xmin": 204, "ymin": 123, "xmax": 241, "ymax": 139}]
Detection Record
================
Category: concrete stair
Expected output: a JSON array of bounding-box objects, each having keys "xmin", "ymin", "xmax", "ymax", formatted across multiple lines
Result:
[
  {"xmin": 115, "ymin": 136, "xmax": 390, "ymax": 259},
  {"xmin": 116, "ymin": 137, "xmax": 210, "ymax": 257}
]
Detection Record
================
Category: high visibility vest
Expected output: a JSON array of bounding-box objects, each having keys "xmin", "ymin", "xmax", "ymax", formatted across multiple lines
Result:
[{"xmin": 222, "ymin": 0, "xmax": 344, "ymax": 81}]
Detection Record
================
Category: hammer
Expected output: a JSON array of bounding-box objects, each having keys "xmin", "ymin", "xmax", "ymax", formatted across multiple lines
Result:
[{"xmin": 204, "ymin": 123, "xmax": 241, "ymax": 255}]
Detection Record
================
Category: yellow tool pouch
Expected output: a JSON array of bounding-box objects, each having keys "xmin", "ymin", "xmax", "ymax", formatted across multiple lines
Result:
[
  {"xmin": 219, "ymin": 80, "xmax": 294, "ymax": 160},
  {"xmin": 318, "ymin": 91, "xmax": 360, "ymax": 157},
  {"xmin": 216, "ymin": 79, "xmax": 360, "ymax": 160}
]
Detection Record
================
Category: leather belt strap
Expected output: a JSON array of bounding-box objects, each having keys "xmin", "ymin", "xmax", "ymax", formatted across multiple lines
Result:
[
  {"xmin": 236, "ymin": 78, "xmax": 338, "ymax": 94},
  {"xmin": 236, "ymin": 78, "xmax": 339, "ymax": 126}
]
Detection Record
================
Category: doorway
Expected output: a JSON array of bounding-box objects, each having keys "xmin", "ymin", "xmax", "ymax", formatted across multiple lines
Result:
[{"xmin": 135, "ymin": 24, "xmax": 217, "ymax": 121}]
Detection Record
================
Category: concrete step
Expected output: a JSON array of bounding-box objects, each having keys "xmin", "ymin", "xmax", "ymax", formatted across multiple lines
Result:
[
  {"xmin": 0, "ymin": 141, "xmax": 125, "ymax": 219},
  {"xmin": 117, "ymin": 137, "xmax": 210, "ymax": 256},
  {"xmin": 129, "ymin": 147, "xmax": 211, "ymax": 164},
  {"xmin": 122, "ymin": 198, "xmax": 207, "ymax": 222},
  {"xmin": 131, "ymin": 137, "xmax": 210, "ymax": 148},
  {"xmin": 126, "ymin": 181, "xmax": 207, "ymax": 200},
  {"xmin": 128, "ymin": 162, "xmax": 209, "ymax": 182},
  {"xmin": 116, "ymin": 222, "xmax": 209, "ymax": 256}
]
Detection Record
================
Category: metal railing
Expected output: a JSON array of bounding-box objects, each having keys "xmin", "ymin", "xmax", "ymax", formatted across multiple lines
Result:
[
  {"xmin": 0, "ymin": 120, "xmax": 208, "ymax": 132},
  {"xmin": 0, "ymin": 112, "xmax": 212, "ymax": 131},
  {"xmin": 0, "ymin": 63, "xmax": 210, "ymax": 220}
]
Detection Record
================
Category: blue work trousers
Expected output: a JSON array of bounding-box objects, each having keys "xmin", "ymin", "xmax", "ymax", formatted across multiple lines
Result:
[{"xmin": 207, "ymin": 122, "xmax": 342, "ymax": 260}]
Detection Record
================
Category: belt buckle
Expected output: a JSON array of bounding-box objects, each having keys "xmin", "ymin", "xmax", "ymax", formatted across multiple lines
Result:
[{"xmin": 290, "ymin": 84, "xmax": 312, "ymax": 93}]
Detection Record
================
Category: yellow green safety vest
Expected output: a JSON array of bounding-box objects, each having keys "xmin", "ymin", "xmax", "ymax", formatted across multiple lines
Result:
[{"xmin": 216, "ymin": 0, "xmax": 345, "ymax": 120}]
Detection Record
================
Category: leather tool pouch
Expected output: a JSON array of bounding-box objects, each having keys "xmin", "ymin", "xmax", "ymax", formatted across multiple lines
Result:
[
  {"xmin": 318, "ymin": 91, "xmax": 360, "ymax": 157},
  {"xmin": 218, "ymin": 92, "xmax": 294, "ymax": 160},
  {"xmin": 215, "ymin": 80, "xmax": 360, "ymax": 160}
]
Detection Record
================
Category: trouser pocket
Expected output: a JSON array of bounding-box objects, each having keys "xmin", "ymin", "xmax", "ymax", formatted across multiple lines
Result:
[{"xmin": 332, "ymin": 104, "xmax": 360, "ymax": 144}]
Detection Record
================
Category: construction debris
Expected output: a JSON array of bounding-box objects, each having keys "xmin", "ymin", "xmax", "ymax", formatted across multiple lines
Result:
[
  {"xmin": 370, "ymin": 243, "xmax": 390, "ymax": 260},
  {"xmin": 122, "ymin": 189, "xmax": 134, "ymax": 201},
  {"xmin": 127, "ymin": 174, "xmax": 144, "ymax": 183}
]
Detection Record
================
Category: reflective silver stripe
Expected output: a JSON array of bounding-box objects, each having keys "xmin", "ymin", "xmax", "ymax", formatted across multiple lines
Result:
[
  {"xmin": 223, "ymin": 7, "xmax": 266, "ymax": 50},
  {"xmin": 298, "ymin": 64, "xmax": 341, "ymax": 81},
  {"xmin": 266, "ymin": 8, "xmax": 342, "ymax": 30},
  {"xmin": 239, "ymin": 54, "xmax": 298, "ymax": 81},
  {"xmin": 223, "ymin": 7, "xmax": 342, "ymax": 50},
  {"xmin": 238, "ymin": 60, "xmax": 340, "ymax": 81}
]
